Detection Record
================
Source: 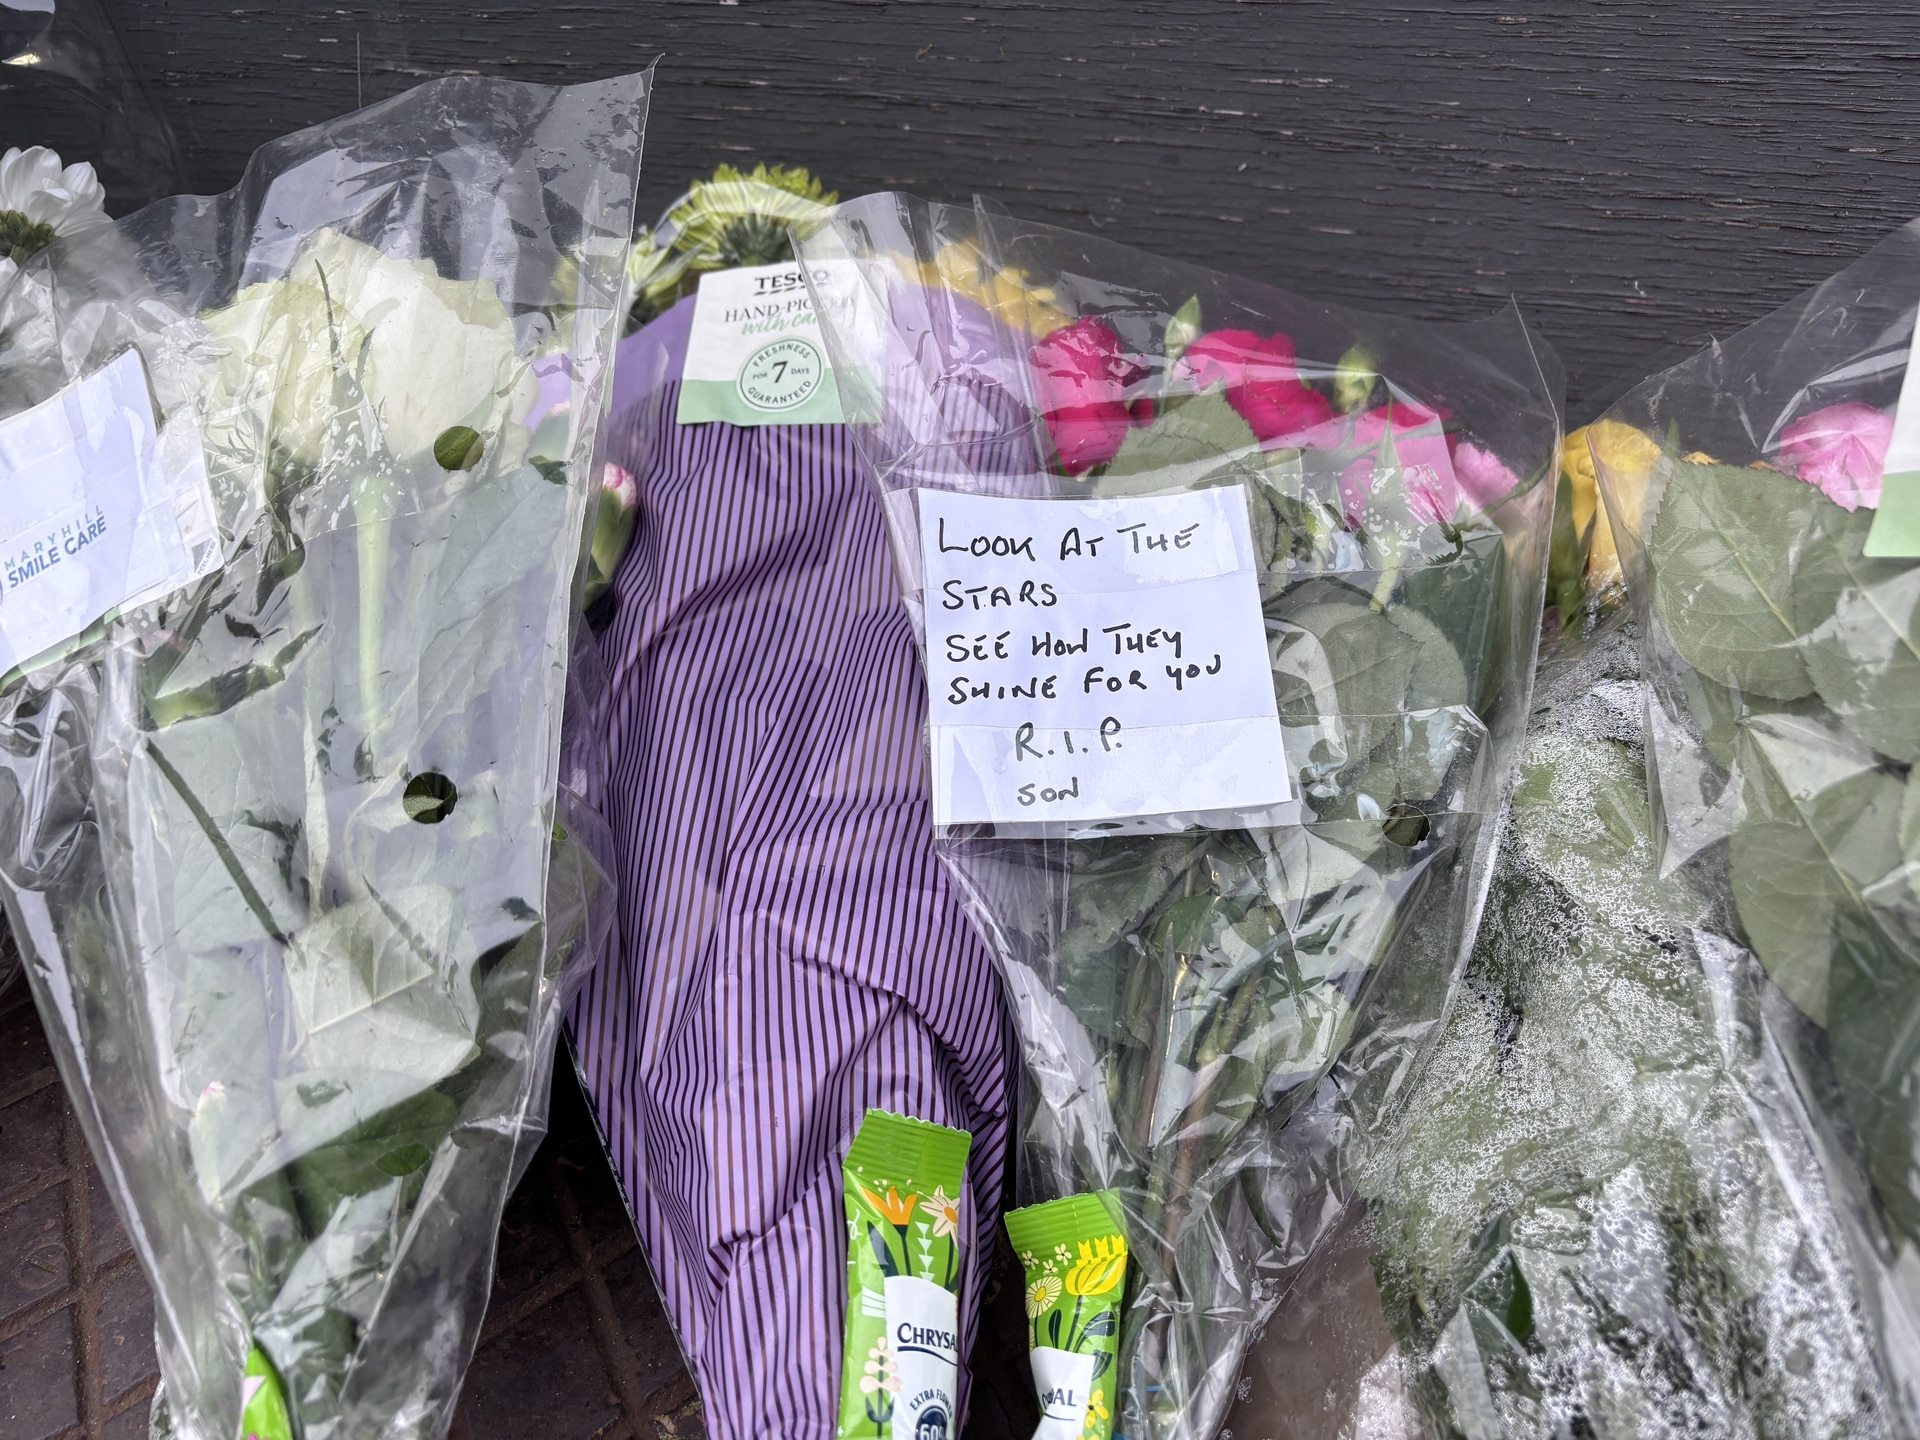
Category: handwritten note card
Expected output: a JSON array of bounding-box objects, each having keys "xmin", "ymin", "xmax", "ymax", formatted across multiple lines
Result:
[{"xmin": 916, "ymin": 485, "xmax": 1290, "ymax": 828}]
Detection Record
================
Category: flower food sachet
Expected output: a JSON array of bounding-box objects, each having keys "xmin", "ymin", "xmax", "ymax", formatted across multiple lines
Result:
[
  {"xmin": 0, "ymin": 73, "xmax": 647, "ymax": 1440},
  {"xmin": 838, "ymin": 1110, "xmax": 972, "ymax": 1440},
  {"xmin": 798, "ymin": 195, "xmax": 1558, "ymax": 1439},
  {"xmin": 1006, "ymin": 1193, "xmax": 1128, "ymax": 1440}
]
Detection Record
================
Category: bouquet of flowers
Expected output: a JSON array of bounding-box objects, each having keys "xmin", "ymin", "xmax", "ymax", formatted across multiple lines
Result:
[
  {"xmin": 623, "ymin": 161, "xmax": 837, "ymax": 329},
  {"xmin": 0, "ymin": 73, "xmax": 647, "ymax": 1440},
  {"xmin": 1340, "ymin": 431, "xmax": 1897, "ymax": 1437},
  {"xmin": 562, "ymin": 165, "xmax": 1018, "ymax": 1439},
  {"xmin": 0, "ymin": 141, "xmax": 107, "ymax": 996},
  {"xmin": 1591, "ymin": 220, "xmax": 1920, "ymax": 1425},
  {"xmin": 797, "ymin": 195, "xmax": 1559, "ymax": 1439}
]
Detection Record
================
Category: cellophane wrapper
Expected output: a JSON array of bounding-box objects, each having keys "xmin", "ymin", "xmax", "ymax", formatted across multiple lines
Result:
[
  {"xmin": 1593, "ymin": 221, "xmax": 1920, "ymax": 1429},
  {"xmin": 797, "ymin": 194, "xmax": 1559, "ymax": 1440},
  {"xmin": 0, "ymin": 73, "xmax": 647, "ymax": 1440}
]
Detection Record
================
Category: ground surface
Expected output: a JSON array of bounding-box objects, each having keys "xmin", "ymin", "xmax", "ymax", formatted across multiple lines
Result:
[{"xmin": 0, "ymin": 976, "xmax": 1034, "ymax": 1440}]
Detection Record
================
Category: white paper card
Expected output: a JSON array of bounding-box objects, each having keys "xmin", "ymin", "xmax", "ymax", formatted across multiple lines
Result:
[
  {"xmin": 0, "ymin": 351, "xmax": 220, "ymax": 673},
  {"xmin": 916, "ymin": 486, "xmax": 1290, "ymax": 828},
  {"xmin": 677, "ymin": 260, "xmax": 845, "ymax": 427}
]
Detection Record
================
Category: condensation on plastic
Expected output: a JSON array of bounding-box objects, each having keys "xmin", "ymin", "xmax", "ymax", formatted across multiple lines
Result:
[
  {"xmin": 0, "ymin": 0, "xmax": 189, "ymax": 210},
  {"xmin": 797, "ymin": 194, "xmax": 1560, "ymax": 1440},
  {"xmin": 0, "ymin": 72, "xmax": 648, "ymax": 1440},
  {"xmin": 1276, "ymin": 590, "xmax": 1898, "ymax": 1438},
  {"xmin": 1593, "ymin": 221, "xmax": 1920, "ymax": 1429}
]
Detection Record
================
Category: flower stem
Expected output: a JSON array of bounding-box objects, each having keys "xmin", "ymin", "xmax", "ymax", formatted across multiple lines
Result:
[{"xmin": 350, "ymin": 476, "xmax": 389, "ymax": 757}]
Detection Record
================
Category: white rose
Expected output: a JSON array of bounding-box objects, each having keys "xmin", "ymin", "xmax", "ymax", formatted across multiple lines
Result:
[{"xmin": 200, "ymin": 229, "xmax": 535, "ymax": 469}]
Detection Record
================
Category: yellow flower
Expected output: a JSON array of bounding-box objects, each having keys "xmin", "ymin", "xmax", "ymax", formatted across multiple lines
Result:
[
  {"xmin": 1563, "ymin": 420, "xmax": 1659, "ymax": 586},
  {"xmin": 909, "ymin": 238, "xmax": 1072, "ymax": 337},
  {"xmin": 925, "ymin": 1185, "xmax": 961, "ymax": 1240},
  {"xmin": 1084, "ymin": 1391, "xmax": 1110, "ymax": 1433},
  {"xmin": 1024, "ymin": 1274, "xmax": 1063, "ymax": 1319},
  {"xmin": 1063, "ymin": 1235, "xmax": 1127, "ymax": 1298},
  {"xmin": 861, "ymin": 1184, "xmax": 918, "ymax": 1226}
]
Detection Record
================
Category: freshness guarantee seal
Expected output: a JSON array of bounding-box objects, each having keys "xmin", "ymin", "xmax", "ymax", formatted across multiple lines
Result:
[{"xmin": 738, "ymin": 336, "xmax": 825, "ymax": 412}]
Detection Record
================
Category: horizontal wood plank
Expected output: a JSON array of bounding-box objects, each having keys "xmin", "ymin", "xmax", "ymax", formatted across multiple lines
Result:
[{"xmin": 30, "ymin": 1, "xmax": 1920, "ymax": 408}]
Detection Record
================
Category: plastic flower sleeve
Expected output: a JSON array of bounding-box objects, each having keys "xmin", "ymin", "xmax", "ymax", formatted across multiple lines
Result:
[
  {"xmin": 797, "ymin": 193, "xmax": 1559, "ymax": 1440},
  {"xmin": 1280, "ymin": 518, "xmax": 1894, "ymax": 1437},
  {"xmin": 0, "ymin": 72, "xmax": 647, "ymax": 1440},
  {"xmin": 1592, "ymin": 220, "xmax": 1920, "ymax": 1423}
]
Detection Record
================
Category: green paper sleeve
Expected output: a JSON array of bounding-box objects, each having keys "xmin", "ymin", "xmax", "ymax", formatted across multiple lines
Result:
[
  {"xmin": 1004, "ymin": 1192, "xmax": 1129, "ymax": 1440},
  {"xmin": 837, "ymin": 1110, "xmax": 973, "ymax": 1440}
]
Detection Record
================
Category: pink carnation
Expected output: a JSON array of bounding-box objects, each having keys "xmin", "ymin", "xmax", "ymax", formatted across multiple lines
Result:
[
  {"xmin": 1776, "ymin": 401, "xmax": 1890, "ymax": 510},
  {"xmin": 1283, "ymin": 401, "xmax": 1458, "ymax": 527}
]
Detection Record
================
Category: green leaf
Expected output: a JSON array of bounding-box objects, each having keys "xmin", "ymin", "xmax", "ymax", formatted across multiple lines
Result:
[
  {"xmin": 1163, "ymin": 295, "xmax": 1203, "ymax": 366},
  {"xmin": 1150, "ymin": 893, "xmax": 1222, "ymax": 957},
  {"xmin": 1251, "ymin": 821, "xmax": 1378, "ymax": 908},
  {"xmin": 284, "ymin": 884, "xmax": 479, "ymax": 1087},
  {"xmin": 287, "ymin": 1085, "xmax": 460, "ymax": 1220},
  {"xmin": 1649, "ymin": 460, "xmax": 1832, "ymax": 699},
  {"xmin": 1688, "ymin": 671, "xmax": 1825, "ymax": 770},
  {"xmin": 1729, "ymin": 713, "xmax": 1906, "ymax": 1025},
  {"xmin": 1827, "ymin": 901, "xmax": 1920, "ymax": 1246},
  {"xmin": 1796, "ymin": 502, "xmax": 1920, "ymax": 762},
  {"xmin": 1259, "ymin": 980, "xmax": 1356, "ymax": 1099},
  {"xmin": 1399, "ymin": 527, "xmax": 1510, "ymax": 717},
  {"xmin": 1272, "ymin": 580, "xmax": 1467, "ymax": 727},
  {"xmin": 1095, "ymin": 389, "xmax": 1260, "ymax": 498},
  {"xmin": 375, "ymin": 1142, "xmax": 433, "ymax": 1178},
  {"xmin": 1547, "ymin": 462, "xmax": 1590, "ymax": 624},
  {"xmin": 1270, "ymin": 579, "xmax": 1469, "ymax": 806}
]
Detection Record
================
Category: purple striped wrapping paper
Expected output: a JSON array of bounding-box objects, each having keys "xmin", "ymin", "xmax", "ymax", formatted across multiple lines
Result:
[{"xmin": 567, "ymin": 294, "xmax": 1020, "ymax": 1438}]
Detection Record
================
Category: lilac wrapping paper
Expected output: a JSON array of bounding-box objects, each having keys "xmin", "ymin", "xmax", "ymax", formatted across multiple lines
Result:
[{"xmin": 567, "ymin": 294, "xmax": 1020, "ymax": 1438}]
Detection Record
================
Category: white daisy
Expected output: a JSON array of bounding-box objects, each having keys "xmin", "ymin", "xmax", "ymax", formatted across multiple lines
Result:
[
  {"xmin": 0, "ymin": 146, "xmax": 106, "ymax": 271},
  {"xmin": 0, "ymin": 146, "xmax": 107, "ymax": 235}
]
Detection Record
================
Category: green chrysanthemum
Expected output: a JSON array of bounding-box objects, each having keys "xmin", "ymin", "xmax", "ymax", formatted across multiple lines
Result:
[
  {"xmin": 625, "ymin": 163, "xmax": 838, "ymax": 330},
  {"xmin": 667, "ymin": 162, "xmax": 836, "ymax": 269}
]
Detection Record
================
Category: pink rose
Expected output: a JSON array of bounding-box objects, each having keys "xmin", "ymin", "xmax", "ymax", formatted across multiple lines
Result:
[
  {"xmin": 1282, "ymin": 401, "xmax": 1458, "ymax": 527},
  {"xmin": 1175, "ymin": 328, "xmax": 1336, "ymax": 444},
  {"xmin": 1030, "ymin": 317, "xmax": 1151, "ymax": 475},
  {"xmin": 1776, "ymin": 401, "xmax": 1890, "ymax": 510},
  {"xmin": 1450, "ymin": 440, "xmax": 1520, "ymax": 510}
]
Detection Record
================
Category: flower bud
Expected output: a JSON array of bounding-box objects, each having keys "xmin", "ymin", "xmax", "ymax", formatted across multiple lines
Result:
[{"xmin": 1331, "ymin": 346, "xmax": 1377, "ymax": 413}]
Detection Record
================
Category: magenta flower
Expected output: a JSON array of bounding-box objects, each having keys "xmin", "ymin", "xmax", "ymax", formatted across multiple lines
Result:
[
  {"xmin": 1029, "ymin": 316, "xmax": 1152, "ymax": 475},
  {"xmin": 1174, "ymin": 328, "xmax": 1335, "ymax": 444},
  {"xmin": 1776, "ymin": 401, "xmax": 1891, "ymax": 510}
]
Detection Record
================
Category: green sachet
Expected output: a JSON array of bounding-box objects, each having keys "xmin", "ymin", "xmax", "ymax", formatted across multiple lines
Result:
[
  {"xmin": 838, "ymin": 1110, "xmax": 973, "ymax": 1440},
  {"xmin": 1005, "ymin": 1192, "xmax": 1129, "ymax": 1440}
]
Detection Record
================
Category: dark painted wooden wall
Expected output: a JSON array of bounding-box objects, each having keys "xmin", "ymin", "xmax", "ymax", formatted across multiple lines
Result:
[{"xmin": 16, "ymin": 1, "xmax": 1920, "ymax": 411}]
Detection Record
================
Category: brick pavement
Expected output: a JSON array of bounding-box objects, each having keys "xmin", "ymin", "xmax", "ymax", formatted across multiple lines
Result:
[{"xmin": 0, "ymin": 973, "xmax": 1034, "ymax": 1440}]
